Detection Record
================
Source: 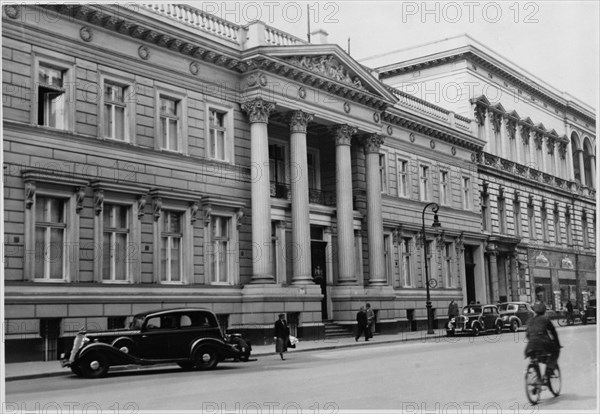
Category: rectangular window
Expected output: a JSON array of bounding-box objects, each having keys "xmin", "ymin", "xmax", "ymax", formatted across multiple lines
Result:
[
  {"xmin": 443, "ymin": 242, "xmax": 453, "ymax": 288},
  {"xmin": 541, "ymin": 208, "xmax": 548, "ymax": 241},
  {"xmin": 582, "ymin": 213, "xmax": 589, "ymax": 248},
  {"xmin": 439, "ymin": 171, "xmax": 448, "ymax": 205},
  {"xmin": 38, "ymin": 64, "xmax": 66, "ymax": 129},
  {"xmin": 513, "ymin": 200, "xmax": 521, "ymax": 236},
  {"xmin": 401, "ymin": 237, "xmax": 413, "ymax": 287},
  {"xmin": 159, "ymin": 97, "xmax": 179, "ymax": 151},
  {"xmin": 397, "ymin": 158, "xmax": 409, "ymax": 198},
  {"xmin": 379, "ymin": 154, "xmax": 388, "ymax": 193},
  {"xmin": 462, "ymin": 177, "xmax": 471, "ymax": 210},
  {"xmin": 102, "ymin": 204, "xmax": 130, "ymax": 282},
  {"xmin": 384, "ymin": 234, "xmax": 392, "ymax": 284},
  {"xmin": 498, "ymin": 197, "xmax": 506, "ymax": 234},
  {"xmin": 307, "ymin": 150, "xmax": 320, "ymax": 190},
  {"xmin": 528, "ymin": 204, "xmax": 536, "ymax": 240},
  {"xmin": 160, "ymin": 211, "xmax": 182, "ymax": 282},
  {"xmin": 103, "ymin": 83, "xmax": 127, "ymax": 141},
  {"xmin": 565, "ymin": 212, "xmax": 572, "ymax": 245},
  {"xmin": 35, "ymin": 197, "xmax": 66, "ymax": 280},
  {"xmin": 211, "ymin": 216, "xmax": 230, "ymax": 283},
  {"xmin": 420, "ymin": 165, "xmax": 430, "ymax": 201},
  {"xmin": 209, "ymin": 109, "xmax": 226, "ymax": 160},
  {"xmin": 553, "ymin": 209, "xmax": 560, "ymax": 244},
  {"xmin": 482, "ymin": 193, "xmax": 490, "ymax": 232}
]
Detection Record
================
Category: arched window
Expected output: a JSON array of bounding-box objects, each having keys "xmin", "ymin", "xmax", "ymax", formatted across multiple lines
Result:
[
  {"xmin": 583, "ymin": 138, "xmax": 594, "ymax": 189},
  {"xmin": 571, "ymin": 132, "xmax": 581, "ymax": 183}
]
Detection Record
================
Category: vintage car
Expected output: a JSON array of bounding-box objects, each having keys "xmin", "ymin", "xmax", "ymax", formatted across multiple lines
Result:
[
  {"xmin": 446, "ymin": 304, "xmax": 503, "ymax": 336},
  {"xmin": 582, "ymin": 299, "xmax": 597, "ymax": 324},
  {"xmin": 498, "ymin": 302, "xmax": 535, "ymax": 332},
  {"xmin": 60, "ymin": 308, "xmax": 251, "ymax": 378}
]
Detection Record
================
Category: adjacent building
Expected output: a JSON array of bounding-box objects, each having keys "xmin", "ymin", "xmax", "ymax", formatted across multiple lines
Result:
[{"xmin": 2, "ymin": 6, "xmax": 594, "ymax": 362}]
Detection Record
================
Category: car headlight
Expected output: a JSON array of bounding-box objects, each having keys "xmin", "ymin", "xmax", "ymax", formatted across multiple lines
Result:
[{"xmin": 502, "ymin": 316, "xmax": 508, "ymax": 321}]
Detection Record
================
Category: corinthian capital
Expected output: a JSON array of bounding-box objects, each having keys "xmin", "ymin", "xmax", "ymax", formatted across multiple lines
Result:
[
  {"xmin": 362, "ymin": 133, "xmax": 385, "ymax": 154},
  {"xmin": 289, "ymin": 110, "xmax": 313, "ymax": 133},
  {"xmin": 241, "ymin": 98, "xmax": 276, "ymax": 124},
  {"xmin": 332, "ymin": 124, "xmax": 357, "ymax": 146}
]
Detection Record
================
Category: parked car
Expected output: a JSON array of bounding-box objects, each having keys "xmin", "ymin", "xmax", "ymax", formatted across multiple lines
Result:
[
  {"xmin": 446, "ymin": 304, "xmax": 503, "ymax": 336},
  {"xmin": 582, "ymin": 299, "xmax": 597, "ymax": 324},
  {"xmin": 498, "ymin": 302, "xmax": 535, "ymax": 332},
  {"xmin": 60, "ymin": 308, "xmax": 250, "ymax": 378}
]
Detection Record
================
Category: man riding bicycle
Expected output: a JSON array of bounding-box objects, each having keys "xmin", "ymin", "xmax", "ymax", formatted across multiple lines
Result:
[{"xmin": 525, "ymin": 302, "xmax": 561, "ymax": 376}]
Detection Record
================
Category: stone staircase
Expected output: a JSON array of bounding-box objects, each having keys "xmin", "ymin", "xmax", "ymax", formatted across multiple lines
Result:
[{"xmin": 323, "ymin": 321, "xmax": 353, "ymax": 339}]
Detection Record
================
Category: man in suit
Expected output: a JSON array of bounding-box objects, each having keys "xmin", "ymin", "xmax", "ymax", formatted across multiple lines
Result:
[
  {"xmin": 274, "ymin": 313, "xmax": 290, "ymax": 360},
  {"xmin": 356, "ymin": 307, "xmax": 369, "ymax": 342}
]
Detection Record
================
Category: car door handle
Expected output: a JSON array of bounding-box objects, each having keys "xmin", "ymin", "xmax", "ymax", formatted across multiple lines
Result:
[{"xmin": 142, "ymin": 335, "xmax": 147, "ymax": 338}]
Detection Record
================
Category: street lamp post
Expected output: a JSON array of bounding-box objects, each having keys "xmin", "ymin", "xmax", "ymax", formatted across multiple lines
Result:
[{"xmin": 422, "ymin": 202, "xmax": 441, "ymax": 335}]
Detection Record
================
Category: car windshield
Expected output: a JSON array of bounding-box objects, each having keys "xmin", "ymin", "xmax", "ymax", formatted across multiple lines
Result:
[
  {"xmin": 463, "ymin": 306, "xmax": 481, "ymax": 314},
  {"xmin": 498, "ymin": 304, "xmax": 517, "ymax": 312},
  {"xmin": 129, "ymin": 315, "xmax": 145, "ymax": 330}
]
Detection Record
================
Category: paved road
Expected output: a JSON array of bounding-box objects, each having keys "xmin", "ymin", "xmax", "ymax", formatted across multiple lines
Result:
[{"xmin": 5, "ymin": 325, "xmax": 597, "ymax": 412}]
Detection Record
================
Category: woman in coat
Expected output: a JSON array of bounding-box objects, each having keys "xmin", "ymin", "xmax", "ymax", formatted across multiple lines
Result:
[{"xmin": 274, "ymin": 313, "xmax": 290, "ymax": 360}]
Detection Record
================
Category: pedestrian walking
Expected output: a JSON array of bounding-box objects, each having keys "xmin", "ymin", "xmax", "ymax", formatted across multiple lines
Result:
[
  {"xmin": 447, "ymin": 299, "xmax": 459, "ymax": 324},
  {"xmin": 365, "ymin": 303, "xmax": 375, "ymax": 339},
  {"xmin": 274, "ymin": 313, "xmax": 290, "ymax": 360},
  {"xmin": 356, "ymin": 306, "xmax": 369, "ymax": 342}
]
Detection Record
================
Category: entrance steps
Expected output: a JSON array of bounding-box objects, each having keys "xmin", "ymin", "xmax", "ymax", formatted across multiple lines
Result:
[{"xmin": 323, "ymin": 321, "xmax": 353, "ymax": 339}]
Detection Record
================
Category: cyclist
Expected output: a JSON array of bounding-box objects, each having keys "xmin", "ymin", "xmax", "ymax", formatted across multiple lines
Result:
[
  {"xmin": 565, "ymin": 299, "xmax": 574, "ymax": 322},
  {"xmin": 525, "ymin": 302, "xmax": 561, "ymax": 376}
]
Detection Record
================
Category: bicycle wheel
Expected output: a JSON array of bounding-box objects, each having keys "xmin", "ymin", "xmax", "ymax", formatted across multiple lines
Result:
[
  {"xmin": 547, "ymin": 365, "xmax": 561, "ymax": 396},
  {"xmin": 525, "ymin": 363, "xmax": 542, "ymax": 405}
]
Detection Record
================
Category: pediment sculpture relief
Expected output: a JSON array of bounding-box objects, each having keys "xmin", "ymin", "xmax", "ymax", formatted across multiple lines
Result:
[{"xmin": 285, "ymin": 55, "xmax": 365, "ymax": 90}]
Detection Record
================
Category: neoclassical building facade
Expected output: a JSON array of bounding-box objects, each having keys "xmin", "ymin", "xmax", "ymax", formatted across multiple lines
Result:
[
  {"xmin": 2, "ymin": 6, "xmax": 592, "ymax": 362},
  {"xmin": 364, "ymin": 34, "xmax": 596, "ymax": 311}
]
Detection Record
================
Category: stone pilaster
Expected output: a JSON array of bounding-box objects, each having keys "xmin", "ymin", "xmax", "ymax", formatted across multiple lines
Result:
[
  {"xmin": 333, "ymin": 124, "xmax": 358, "ymax": 285},
  {"xmin": 487, "ymin": 243, "xmax": 499, "ymax": 303},
  {"xmin": 363, "ymin": 133, "xmax": 386, "ymax": 286},
  {"xmin": 576, "ymin": 149, "xmax": 586, "ymax": 186},
  {"xmin": 588, "ymin": 155, "xmax": 596, "ymax": 188},
  {"xmin": 289, "ymin": 110, "xmax": 314, "ymax": 285},
  {"xmin": 241, "ymin": 98, "xmax": 276, "ymax": 283}
]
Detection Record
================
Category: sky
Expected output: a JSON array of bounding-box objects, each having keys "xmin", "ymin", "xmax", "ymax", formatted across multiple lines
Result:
[{"xmin": 198, "ymin": 0, "xmax": 599, "ymax": 109}]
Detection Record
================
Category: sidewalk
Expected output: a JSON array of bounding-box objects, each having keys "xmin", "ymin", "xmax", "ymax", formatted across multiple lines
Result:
[{"xmin": 3, "ymin": 328, "xmax": 447, "ymax": 381}]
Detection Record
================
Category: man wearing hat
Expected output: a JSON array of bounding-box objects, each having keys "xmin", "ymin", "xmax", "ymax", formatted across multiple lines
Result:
[
  {"xmin": 274, "ymin": 313, "xmax": 290, "ymax": 360},
  {"xmin": 525, "ymin": 302, "xmax": 561, "ymax": 376}
]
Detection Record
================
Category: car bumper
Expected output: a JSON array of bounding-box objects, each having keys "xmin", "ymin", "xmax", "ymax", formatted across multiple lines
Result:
[{"xmin": 59, "ymin": 353, "xmax": 71, "ymax": 368}]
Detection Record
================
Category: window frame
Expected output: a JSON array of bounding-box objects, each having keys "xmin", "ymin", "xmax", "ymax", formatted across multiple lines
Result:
[
  {"xmin": 419, "ymin": 163, "xmax": 431, "ymax": 202},
  {"xmin": 154, "ymin": 85, "xmax": 188, "ymax": 154},
  {"xmin": 379, "ymin": 152, "xmax": 389, "ymax": 194},
  {"xmin": 99, "ymin": 70, "xmax": 136, "ymax": 143},
  {"xmin": 160, "ymin": 210, "xmax": 185, "ymax": 283},
  {"xmin": 396, "ymin": 157, "xmax": 410, "ymax": 198},
  {"xmin": 462, "ymin": 176, "xmax": 471, "ymax": 210},
  {"xmin": 205, "ymin": 101, "xmax": 234, "ymax": 163},
  {"xmin": 31, "ymin": 54, "xmax": 75, "ymax": 131},
  {"xmin": 439, "ymin": 170, "xmax": 449, "ymax": 206},
  {"xmin": 401, "ymin": 237, "xmax": 414, "ymax": 288}
]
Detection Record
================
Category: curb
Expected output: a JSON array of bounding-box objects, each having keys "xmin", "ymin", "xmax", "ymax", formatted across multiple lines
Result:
[{"xmin": 5, "ymin": 332, "xmax": 448, "ymax": 381}]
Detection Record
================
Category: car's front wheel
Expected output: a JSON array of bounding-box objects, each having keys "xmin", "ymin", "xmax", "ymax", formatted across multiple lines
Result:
[
  {"xmin": 193, "ymin": 347, "xmax": 218, "ymax": 370},
  {"xmin": 495, "ymin": 322, "xmax": 503, "ymax": 334},
  {"xmin": 471, "ymin": 324, "xmax": 480, "ymax": 336},
  {"xmin": 78, "ymin": 352, "xmax": 110, "ymax": 378},
  {"xmin": 510, "ymin": 320, "xmax": 519, "ymax": 332}
]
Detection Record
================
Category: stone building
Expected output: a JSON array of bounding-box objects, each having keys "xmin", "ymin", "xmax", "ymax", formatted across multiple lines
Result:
[
  {"xmin": 363, "ymin": 34, "xmax": 596, "ymax": 311},
  {"xmin": 3, "ymin": 6, "xmax": 591, "ymax": 363}
]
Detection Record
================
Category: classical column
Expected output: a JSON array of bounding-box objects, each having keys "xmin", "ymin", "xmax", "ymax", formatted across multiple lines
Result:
[
  {"xmin": 241, "ymin": 98, "xmax": 276, "ymax": 283},
  {"xmin": 588, "ymin": 155, "xmax": 596, "ymax": 188},
  {"xmin": 363, "ymin": 134, "xmax": 386, "ymax": 286},
  {"xmin": 577, "ymin": 149, "xmax": 586, "ymax": 186},
  {"xmin": 333, "ymin": 125, "xmax": 357, "ymax": 285},
  {"xmin": 487, "ymin": 243, "xmax": 499, "ymax": 303},
  {"xmin": 289, "ymin": 110, "xmax": 314, "ymax": 285}
]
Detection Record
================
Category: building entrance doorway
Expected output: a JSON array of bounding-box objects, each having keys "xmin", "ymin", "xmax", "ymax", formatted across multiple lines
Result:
[
  {"xmin": 311, "ymin": 241, "xmax": 328, "ymax": 320},
  {"xmin": 465, "ymin": 246, "xmax": 476, "ymax": 305}
]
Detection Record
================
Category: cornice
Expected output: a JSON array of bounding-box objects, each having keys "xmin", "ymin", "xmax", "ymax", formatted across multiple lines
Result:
[
  {"xmin": 382, "ymin": 110, "xmax": 485, "ymax": 152},
  {"xmin": 35, "ymin": 4, "xmax": 247, "ymax": 73},
  {"xmin": 379, "ymin": 51, "xmax": 595, "ymax": 126}
]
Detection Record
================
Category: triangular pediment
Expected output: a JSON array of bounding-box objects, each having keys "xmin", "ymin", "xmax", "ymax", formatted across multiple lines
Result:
[
  {"xmin": 492, "ymin": 103, "xmax": 506, "ymax": 113},
  {"xmin": 548, "ymin": 129, "xmax": 559, "ymax": 137},
  {"xmin": 507, "ymin": 110, "xmax": 520, "ymax": 119},
  {"xmin": 535, "ymin": 122, "xmax": 546, "ymax": 131},
  {"xmin": 471, "ymin": 95, "xmax": 491, "ymax": 106},
  {"xmin": 252, "ymin": 45, "xmax": 397, "ymax": 104},
  {"xmin": 521, "ymin": 117, "xmax": 533, "ymax": 125}
]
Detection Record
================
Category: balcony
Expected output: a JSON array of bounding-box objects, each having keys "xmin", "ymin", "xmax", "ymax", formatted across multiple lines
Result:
[{"xmin": 270, "ymin": 182, "xmax": 336, "ymax": 206}]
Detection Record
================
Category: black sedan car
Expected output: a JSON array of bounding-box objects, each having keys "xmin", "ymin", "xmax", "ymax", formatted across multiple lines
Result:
[
  {"xmin": 60, "ymin": 308, "xmax": 250, "ymax": 378},
  {"xmin": 498, "ymin": 302, "xmax": 535, "ymax": 332},
  {"xmin": 447, "ymin": 304, "xmax": 503, "ymax": 336}
]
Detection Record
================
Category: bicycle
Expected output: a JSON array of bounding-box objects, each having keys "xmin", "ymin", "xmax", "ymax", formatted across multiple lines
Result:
[
  {"xmin": 557, "ymin": 309, "xmax": 582, "ymax": 326},
  {"xmin": 524, "ymin": 352, "xmax": 561, "ymax": 405}
]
